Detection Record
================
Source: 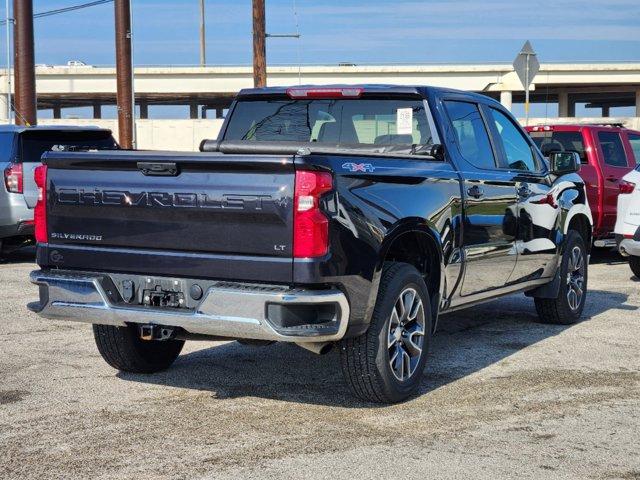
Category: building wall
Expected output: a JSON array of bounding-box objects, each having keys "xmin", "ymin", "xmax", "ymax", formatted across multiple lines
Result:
[{"xmin": 38, "ymin": 117, "xmax": 640, "ymax": 151}]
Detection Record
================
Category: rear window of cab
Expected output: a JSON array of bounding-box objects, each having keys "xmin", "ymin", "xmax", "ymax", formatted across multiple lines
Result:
[
  {"xmin": 529, "ymin": 131, "xmax": 586, "ymax": 163},
  {"xmin": 223, "ymin": 97, "xmax": 434, "ymax": 154}
]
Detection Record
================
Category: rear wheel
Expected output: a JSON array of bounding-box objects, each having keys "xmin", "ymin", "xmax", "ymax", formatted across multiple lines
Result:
[
  {"xmin": 93, "ymin": 324, "xmax": 184, "ymax": 373},
  {"xmin": 340, "ymin": 263, "xmax": 432, "ymax": 403},
  {"xmin": 535, "ymin": 231, "xmax": 588, "ymax": 325},
  {"xmin": 629, "ymin": 256, "xmax": 640, "ymax": 279}
]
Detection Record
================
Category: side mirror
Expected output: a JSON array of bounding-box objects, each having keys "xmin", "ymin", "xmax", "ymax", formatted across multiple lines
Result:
[
  {"xmin": 413, "ymin": 143, "xmax": 445, "ymax": 160},
  {"xmin": 430, "ymin": 144, "xmax": 445, "ymax": 161},
  {"xmin": 549, "ymin": 151, "xmax": 580, "ymax": 175}
]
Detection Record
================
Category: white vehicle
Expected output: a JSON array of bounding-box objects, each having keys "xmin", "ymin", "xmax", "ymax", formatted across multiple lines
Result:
[
  {"xmin": 66, "ymin": 60, "xmax": 91, "ymax": 67},
  {"xmin": 615, "ymin": 165, "xmax": 640, "ymax": 277}
]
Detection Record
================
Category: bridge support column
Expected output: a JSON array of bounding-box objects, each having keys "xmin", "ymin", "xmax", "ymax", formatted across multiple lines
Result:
[
  {"xmin": 190, "ymin": 102, "xmax": 198, "ymax": 119},
  {"xmin": 53, "ymin": 104, "xmax": 62, "ymax": 119},
  {"xmin": 636, "ymin": 90, "xmax": 640, "ymax": 118},
  {"xmin": 602, "ymin": 106, "xmax": 610, "ymax": 117},
  {"xmin": 140, "ymin": 101, "xmax": 148, "ymax": 119},
  {"xmin": 500, "ymin": 91, "xmax": 512, "ymax": 110},
  {"xmin": 93, "ymin": 103, "xmax": 102, "ymax": 119},
  {"xmin": 558, "ymin": 92, "xmax": 575, "ymax": 117}
]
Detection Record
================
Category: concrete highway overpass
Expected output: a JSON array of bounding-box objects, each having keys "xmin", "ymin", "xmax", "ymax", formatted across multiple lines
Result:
[{"xmin": 0, "ymin": 62, "xmax": 639, "ymax": 150}]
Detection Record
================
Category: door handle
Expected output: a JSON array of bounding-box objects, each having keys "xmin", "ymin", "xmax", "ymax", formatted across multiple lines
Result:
[
  {"xmin": 467, "ymin": 185, "xmax": 484, "ymax": 199},
  {"xmin": 137, "ymin": 162, "xmax": 179, "ymax": 176},
  {"xmin": 517, "ymin": 184, "xmax": 532, "ymax": 198},
  {"xmin": 606, "ymin": 176, "xmax": 619, "ymax": 183}
]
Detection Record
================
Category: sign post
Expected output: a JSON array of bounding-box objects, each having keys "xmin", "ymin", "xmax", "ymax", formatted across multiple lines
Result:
[{"xmin": 512, "ymin": 41, "xmax": 539, "ymax": 126}]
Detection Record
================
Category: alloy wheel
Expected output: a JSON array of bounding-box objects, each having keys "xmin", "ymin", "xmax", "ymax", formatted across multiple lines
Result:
[
  {"xmin": 566, "ymin": 245, "xmax": 585, "ymax": 311},
  {"xmin": 387, "ymin": 287, "xmax": 425, "ymax": 382}
]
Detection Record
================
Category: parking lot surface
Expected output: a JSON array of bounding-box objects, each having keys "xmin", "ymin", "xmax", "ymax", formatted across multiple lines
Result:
[{"xmin": 1, "ymin": 249, "xmax": 639, "ymax": 480}]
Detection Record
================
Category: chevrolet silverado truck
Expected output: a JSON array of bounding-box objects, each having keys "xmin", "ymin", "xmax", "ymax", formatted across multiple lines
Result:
[{"xmin": 28, "ymin": 86, "xmax": 593, "ymax": 403}]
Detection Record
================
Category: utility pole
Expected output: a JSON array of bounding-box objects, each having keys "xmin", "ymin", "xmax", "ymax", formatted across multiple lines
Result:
[
  {"xmin": 199, "ymin": 0, "xmax": 206, "ymax": 66},
  {"xmin": 252, "ymin": 0, "xmax": 266, "ymax": 87},
  {"xmin": 13, "ymin": 0, "xmax": 36, "ymax": 126},
  {"xmin": 114, "ymin": 0, "xmax": 134, "ymax": 149},
  {"xmin": 5, "ymin": 0, "xmax": 12, "ymax": 122}
]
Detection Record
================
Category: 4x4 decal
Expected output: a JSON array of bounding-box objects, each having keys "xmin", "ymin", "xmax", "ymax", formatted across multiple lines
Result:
[{"xmin": 342, "ymin": 162, "xmax": 375, "ymax": 173}]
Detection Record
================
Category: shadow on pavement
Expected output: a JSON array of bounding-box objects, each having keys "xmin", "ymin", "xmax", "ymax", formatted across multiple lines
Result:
[
  {"xmin": 118, "ymin": 287, "xmax": 634, "ymax": 407},
  {"xmin": 589, "ymin": 247, "xmax": 625, "ymax": 265},
  {"xmin": 0, "ymin": 245, "xmax": 36, "ymax": 264}
]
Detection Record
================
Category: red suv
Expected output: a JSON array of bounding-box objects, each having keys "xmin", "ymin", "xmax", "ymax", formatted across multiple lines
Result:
[{"xmin": 527, "ymin": 124, "xmax": 640, "ymax": 243}]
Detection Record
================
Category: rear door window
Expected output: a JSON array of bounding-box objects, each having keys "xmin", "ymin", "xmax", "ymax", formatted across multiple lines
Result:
[
  {"xmin": 597, "ymin": 131, "xmax": 628, "ymax": 167},
  {"xmin": 443, "ymin": 100, "xmax": 496, "ymax": 170},
  {"xmin": 628, "ymin": 133, "xmax": 640, "ymax": 164}
]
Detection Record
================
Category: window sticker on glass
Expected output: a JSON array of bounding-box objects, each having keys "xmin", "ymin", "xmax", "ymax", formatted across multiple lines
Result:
[{"xmin": 396, "ymin": 108, "xmax": 413, "ymax": 135}]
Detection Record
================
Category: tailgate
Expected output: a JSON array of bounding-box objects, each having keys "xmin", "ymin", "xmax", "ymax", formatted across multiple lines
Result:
[{"xmin": 43, "ymin": 151, "xmax": 295, "ymax": 274}]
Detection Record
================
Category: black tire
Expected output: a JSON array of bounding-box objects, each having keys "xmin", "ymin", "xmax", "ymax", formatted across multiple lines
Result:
[
  {"xmin": 339, "ymin": 262, "xmax": 433, "ymax": 403},
  {"xmin": 629, "ymin": 256, "xmax": 640, "ymax": 279},
  {"xmin": 93, "ymin": 324, "xmax": 184, "ymax": 373},
  {"xmin": 535, "ymin": 230, "xmax": 588, "ymax": 325}
]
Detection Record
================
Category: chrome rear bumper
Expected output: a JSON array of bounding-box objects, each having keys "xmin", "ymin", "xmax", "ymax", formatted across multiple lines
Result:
[{"xmin": 29, "ymin": 270, "xmax": 350, "ymax": 342}]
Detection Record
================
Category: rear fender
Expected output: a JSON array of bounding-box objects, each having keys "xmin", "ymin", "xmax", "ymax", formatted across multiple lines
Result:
[
  {"xmin": 364, "ymin": 219, "xmax": 444, "ymax": 332},
  {"xmin": 564, "ymin": 204, "xmax": 593, "ymax": 234}
]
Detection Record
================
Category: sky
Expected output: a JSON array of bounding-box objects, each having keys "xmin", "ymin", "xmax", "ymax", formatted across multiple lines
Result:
[
  {"xmin": 1, "ymin": 0, "xmax": 638, "ymax": 119},
  {"xmin": 0, "ymin": 0, "xmax": 638, "ymax": 67}
]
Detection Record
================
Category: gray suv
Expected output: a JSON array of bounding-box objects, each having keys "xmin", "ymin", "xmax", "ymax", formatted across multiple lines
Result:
[{"xmin": 1, "ymin": 126, "xmax": 117, "ymax": 254}]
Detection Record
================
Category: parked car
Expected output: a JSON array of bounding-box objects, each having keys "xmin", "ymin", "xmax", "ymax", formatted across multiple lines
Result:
[
  {"xmin": 526, "ymin": 124, "xmax": 640, "ymax": 245},
  {"xmin": 28, "ymin": 86, "xmax": 592, "ymax": 403},
  {"xmin": 614, "ymin": 165, "xmax": 640, "ymax": 277},
  {"xmin": 1, "ymin": 126, "xmax": 118, "ymax": 254}
]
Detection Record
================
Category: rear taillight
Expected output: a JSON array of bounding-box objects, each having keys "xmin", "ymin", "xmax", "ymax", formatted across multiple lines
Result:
[
  {"xmin": 4, "ymin": 163, "xmax": 23, "ymax": 193},
  {"xmin": 293, "ymin": 170, "xmax": 333, "ymax": 258},
  {"xmin": 34, "ymin": 165, "xmax": 48, "ymax": 243},
  {"xmin": 619, "ymin": 180, "xmax": 636, "ymax": 194}
]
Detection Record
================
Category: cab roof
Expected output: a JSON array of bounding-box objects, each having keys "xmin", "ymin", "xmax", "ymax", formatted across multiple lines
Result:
[{"xmin": 237, "ymin": 84, "xmax": 498, "ymax": 105}]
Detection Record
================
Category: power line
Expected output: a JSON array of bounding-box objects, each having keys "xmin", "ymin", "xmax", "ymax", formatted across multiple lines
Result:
[
  {"xmin": 1, "ymin": 0, "xmax": 114, "ymax": 25},
  {"xmin": 35, "ymin": 0, "xmax": 114, "ymax": 19}
]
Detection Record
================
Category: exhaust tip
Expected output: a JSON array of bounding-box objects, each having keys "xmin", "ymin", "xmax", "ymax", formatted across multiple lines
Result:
[{"xmin": 296, "ymin": 341, "xmax": 334, "ymax": 355}]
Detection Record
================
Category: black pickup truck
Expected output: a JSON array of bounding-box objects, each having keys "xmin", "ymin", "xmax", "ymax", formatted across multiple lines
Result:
[{"xmin": 29, "ymin": 85, "xmax": 592, "ymax": 403}]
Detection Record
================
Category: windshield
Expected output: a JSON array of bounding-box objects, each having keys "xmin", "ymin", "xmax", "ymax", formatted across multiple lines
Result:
[{"xmin": 223, "ymin": 98, "xmax": 433, "ymax": 154}]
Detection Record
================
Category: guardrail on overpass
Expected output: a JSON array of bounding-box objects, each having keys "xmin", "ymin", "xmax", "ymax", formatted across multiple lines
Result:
[{"xmin": 2, "ymin": 62, "xmax": 639, "ymax": 120}]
